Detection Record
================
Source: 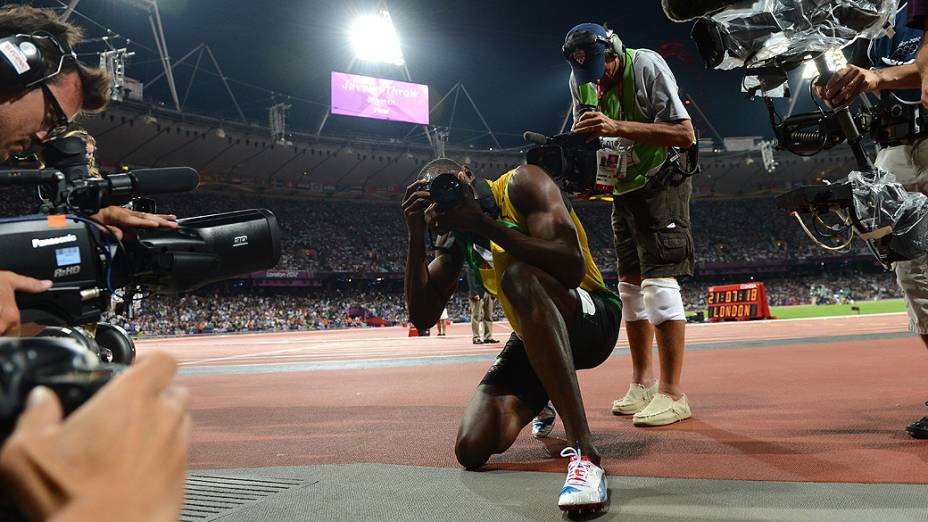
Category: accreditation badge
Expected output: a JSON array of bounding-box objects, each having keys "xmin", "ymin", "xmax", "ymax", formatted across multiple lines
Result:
[{"xmin": 595, "ymin": 139, "xmax": 628, "ymax": 193}]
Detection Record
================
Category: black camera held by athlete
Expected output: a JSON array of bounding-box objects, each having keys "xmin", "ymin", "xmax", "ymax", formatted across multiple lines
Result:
[
  {"xmin": 424, "ymin": 171, "xmax": 468, "ymax": 209},
  {"xmin": 1, "ymin": 131, "xmax": 282, "ymax": 343}
]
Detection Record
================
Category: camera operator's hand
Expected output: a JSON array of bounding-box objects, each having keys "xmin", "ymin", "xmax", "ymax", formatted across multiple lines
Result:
[
  {"xmin": 90, "ymin": 206, "xmax": 178, "ymax": 240},
  {"xmin": 815, "ymin": 65, "xmax": 880, "ymax": 107},
  {"xmin": 0, "ymin": 352, "xmax": 191, "ymax": 522},
  {"xmin": 0, "ymin": 272, "xmax": 52, "ymax": 336},
  {"xmin": 571, "ymin": 111, "xmax": 623, "ymax": 139},
  {"xmin": 402, "ymin": 180, "xmax": 431, "ymax": 235},
  {"xmin": 424, "ymin": 173, "xmax": 486, "ymax": 236}
]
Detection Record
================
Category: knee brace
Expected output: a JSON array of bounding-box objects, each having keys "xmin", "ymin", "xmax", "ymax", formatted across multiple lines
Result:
[
  {"xmin": 618, "ymin": 282, "xmax": 648, "ymax": 322},
  {"xmin": 642, "ymin": 278, "xmax": 685, "ymax": 325}
]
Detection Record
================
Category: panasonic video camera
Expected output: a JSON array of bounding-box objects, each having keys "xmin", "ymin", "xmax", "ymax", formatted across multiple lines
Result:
[
  {"xmin": 0, "ymin": 131, "xmax": 281, "ymax": 433},
  {"xmin": 1, "ymin": 131, "xmax": 282, "ymax": 343}
]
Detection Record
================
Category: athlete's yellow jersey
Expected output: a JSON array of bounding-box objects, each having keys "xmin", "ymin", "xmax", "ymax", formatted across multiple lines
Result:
[{"xmin": 468, "ymin": 169, "xmax": 619, "ymax": 336}]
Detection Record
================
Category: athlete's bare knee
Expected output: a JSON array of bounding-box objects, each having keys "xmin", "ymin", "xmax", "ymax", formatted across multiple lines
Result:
[{"xmin": 454, "ymin": 434, "xmax": 492, "ymax": 470}]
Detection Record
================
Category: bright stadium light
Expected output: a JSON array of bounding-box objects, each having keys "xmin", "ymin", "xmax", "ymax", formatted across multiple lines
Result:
[
  {"xmin": 350, "ymin": 9, "xmax": 405, "ymax": 66},
  {"xmin": 802, "ymin": 49, "xmax": 848, "ymax": 79}
]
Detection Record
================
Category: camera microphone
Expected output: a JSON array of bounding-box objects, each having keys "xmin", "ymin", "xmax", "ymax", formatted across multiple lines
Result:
[
  {"xmin": 523, "ymin": 131, "xmax": 548, "ymax": 145},
  {"xmin": 100, "ymin": 167, "xmax": 200, "ymax": 206}
]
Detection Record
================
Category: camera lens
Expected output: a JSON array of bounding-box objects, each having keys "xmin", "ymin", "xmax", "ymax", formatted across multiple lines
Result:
[{"xmin": 428, "ymin": 173, "xmax": 464, "ymax": 208}]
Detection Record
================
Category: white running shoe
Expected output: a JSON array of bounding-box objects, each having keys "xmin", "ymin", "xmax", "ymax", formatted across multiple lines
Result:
[
  {"xmin": 611, "ymin": 381, "xmax": 658, "ymax": 415},
  {"xmin": 557, "ymin": 446, "xmax": 608, "ymax": 512},
  {"xmin": 531, "ymin": 401, "xmax": 556, "ymax": 438}
]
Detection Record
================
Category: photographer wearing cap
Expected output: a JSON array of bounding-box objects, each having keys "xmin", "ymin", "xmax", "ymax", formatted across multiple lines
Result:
[
  {"xmin": 815, "ymin": 2, "xmax": 928, "ymax": 440},
  {"xmin": 562, "ymin": 23, "xmax": 696, "ymax": 426},
  {"xmin": 403, "ymin": 159, "xmax": 620, "ymax": 512},
  {"xmin": 0, "ymin": 6, "xmax": 178, "ymax": 336}
]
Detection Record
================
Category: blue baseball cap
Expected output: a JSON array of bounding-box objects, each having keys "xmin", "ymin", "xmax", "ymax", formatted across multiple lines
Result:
[{"xmin": 563, "ymin": 23, "xmax": 610, "ymax": 85}]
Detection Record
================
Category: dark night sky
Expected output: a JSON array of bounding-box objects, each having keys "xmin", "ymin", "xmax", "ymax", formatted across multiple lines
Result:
[{"xmin": 29, "ymin": 0, "xmax": 808, "ymax": 147}]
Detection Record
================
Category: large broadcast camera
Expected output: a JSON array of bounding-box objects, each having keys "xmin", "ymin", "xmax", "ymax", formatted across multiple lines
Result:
[
  {"xmin": 522, "ymin": 105, "xmax": 699, "ymax": 196},
  {"xmin": 0, "ymin": 131, "xmax": 281, "ymax": 434},
  {"xmin": 522, "ymin": 128, "xmax": 601, "ymax": 194},
  {"xmin": 667, "ymin": 0, "xmax": 928, "ymax": 266}
]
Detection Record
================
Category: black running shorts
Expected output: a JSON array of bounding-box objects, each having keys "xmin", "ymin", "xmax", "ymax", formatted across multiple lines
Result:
[{"xmin": 478, "ymin": 288, "xmax": 621, "ymax": 414}]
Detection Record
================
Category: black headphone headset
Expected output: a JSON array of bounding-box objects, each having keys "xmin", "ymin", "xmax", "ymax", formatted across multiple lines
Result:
[
  {"xmin": 561, "ymin": 28, "xmax": 625, "ymax": 61},
  {"xmin": 0, "ymin": 30, "xmax": 76, "ymax": 90}
]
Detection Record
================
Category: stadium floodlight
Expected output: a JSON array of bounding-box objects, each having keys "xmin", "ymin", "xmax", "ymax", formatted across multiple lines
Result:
[
  {"xmin": 801, "ymin": 49, "xmax": 848, "ymax": 80},
  {"xmin": 350, "ymin": 9, "xmax": 405, "ymax": 66}
]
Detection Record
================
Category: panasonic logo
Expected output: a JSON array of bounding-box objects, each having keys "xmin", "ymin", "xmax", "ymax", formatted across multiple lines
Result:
[{"xmin": 32, "ymin": 234, "xmax": 77, "ymax": 248}]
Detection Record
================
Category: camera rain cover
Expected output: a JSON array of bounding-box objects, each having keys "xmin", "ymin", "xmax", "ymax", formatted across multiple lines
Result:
[
  {"xmin": 699, "ymin": 0, "xmax": 897, "ymax": 70},
  {"xmin": 849, "ymin": 168, "xmax": 928, "ymax": 260}
]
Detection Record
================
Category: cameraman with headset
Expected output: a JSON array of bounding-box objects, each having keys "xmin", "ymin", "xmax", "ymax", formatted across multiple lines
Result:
[
  {"xmin": 561, "ymin": 23, "xmax": 696, "ymax": 426},
  {"xmin": 0, "ymin": 6, "xmax": 179, "ymax": 334},
  {"xmin": 815, "ymin": 2, "xmax": 928, "ymax": 440},
  {"xmin": 0, "ymin": 6, "xmax": 190, "ymax": 520}
]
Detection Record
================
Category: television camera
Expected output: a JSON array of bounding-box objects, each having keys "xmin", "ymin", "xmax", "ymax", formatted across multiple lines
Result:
[
  {"xmin": 521, "ymin": 105, "xmax": 699, "ymax": 197},
  {"xmin": 0, "ymin": 131, "xmax": 281, "ymax": 435},
  {"xmin": 670, "ymin": 0, "xmax": 928, "ymax": 266}
]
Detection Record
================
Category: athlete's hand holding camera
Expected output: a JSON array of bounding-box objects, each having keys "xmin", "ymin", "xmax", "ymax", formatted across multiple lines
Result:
[{"xmin": 403, "ymin": 169, "xmax": 485, "ymax": 237}]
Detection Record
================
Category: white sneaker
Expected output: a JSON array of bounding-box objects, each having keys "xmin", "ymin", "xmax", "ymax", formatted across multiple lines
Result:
[
  {"xmin": 531, "ymin": 401, "xmax": 556, "ymax": 439},
  {"xmin": 632, "ymin": 393, "xmax": 692, "ymax": 426},
  {"xmin": 611, "ymin": 382, "xmax": 658, "ymax": 415},
  {"xmin": 557, "ymin": 446, "xmax": 608, "ymax": 512}
]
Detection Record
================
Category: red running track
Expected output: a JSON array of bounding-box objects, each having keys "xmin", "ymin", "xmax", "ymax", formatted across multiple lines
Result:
[{"xmin": 140, "ymin": 313, "xmax": 928, "ymax": 484}]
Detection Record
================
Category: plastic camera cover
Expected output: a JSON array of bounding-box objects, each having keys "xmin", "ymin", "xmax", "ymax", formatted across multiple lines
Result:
[
  {"xmin": 849, "ymin": 168, "xmax": 928, "ymax": 260},
  {"xmin": 707, "ymin": 0, "xmax": 898, "ymax": 71}
]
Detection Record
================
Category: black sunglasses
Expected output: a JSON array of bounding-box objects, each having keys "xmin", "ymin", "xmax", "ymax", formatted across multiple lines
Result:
[{"xmin": 40, "ymin": 83, "xmax": 71, "ymax": 139}]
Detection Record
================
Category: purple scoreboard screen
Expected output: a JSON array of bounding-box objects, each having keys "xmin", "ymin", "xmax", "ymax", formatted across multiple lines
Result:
[{"xmin": 330, "ymin": 71, "xmax": 429, "ymax": 125}]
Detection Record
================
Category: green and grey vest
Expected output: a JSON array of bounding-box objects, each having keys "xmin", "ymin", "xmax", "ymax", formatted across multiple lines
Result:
[{"xmin": 575, "ymin": 48, "xmax": 667, "ymax": 195}]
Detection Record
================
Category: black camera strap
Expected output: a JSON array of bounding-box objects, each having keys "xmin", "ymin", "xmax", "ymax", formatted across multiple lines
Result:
[{"xmin": 648, "ymin": 141, "xmax": 701, "ymax": 188}]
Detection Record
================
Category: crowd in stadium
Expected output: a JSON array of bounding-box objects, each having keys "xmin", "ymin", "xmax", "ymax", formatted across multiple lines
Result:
[
  {"xmin": 107, "ymin": 288, "xmax": 472, "ymax": 336},
  {"xmin": 2, "ymin": 186, "xmax": 899, "ymax": 336},
  {"xmin": 100, "ymin": 269, "xmax": 900, "ymax": 337},
  {"xmin": 0, "ymin": 187, "xmax": 868, "ymax": 275},
  {"xmin": 155, "ymin": 191, "xmax": 867, "ymax": 274},
  {"xmin": 107, "ymin": 271, "xmax": 901, "ymax": 337}
]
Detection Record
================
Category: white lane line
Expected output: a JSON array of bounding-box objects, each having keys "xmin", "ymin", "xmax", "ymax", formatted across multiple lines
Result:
[
  {"xmin": 183, "ymin": 353, "xmax": 500, "ymax": 368},
  {"xmin": 176, "ymin": 339, "xmax": 501, "ymax": 366}
]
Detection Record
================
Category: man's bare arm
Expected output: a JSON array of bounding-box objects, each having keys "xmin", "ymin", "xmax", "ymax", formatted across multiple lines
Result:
[
  {"xmin": 918, "ymin": 16, "xmax": 928, "ymax": 108},
  {"xmin": 572, "ymin": 111, "xmax": 695, "ymax": 148},
  {"xmin": 471, "ymin": 166, "xmax": 585, "ymax": 289},
  {"xmin": 402, "ymin": 181, "xmax": 464, "ymax": 330},
  {"xmin": 404, "ymin": 245, "xmax": 463, "ymax": 331}
]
